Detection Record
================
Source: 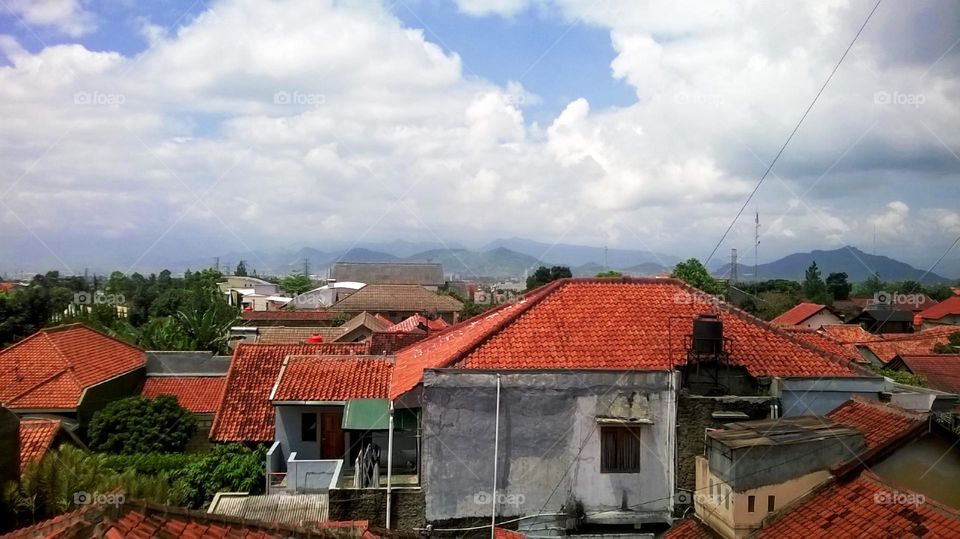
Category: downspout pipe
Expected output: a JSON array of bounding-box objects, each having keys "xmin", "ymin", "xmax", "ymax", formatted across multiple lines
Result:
[
  {"xmin": 386, "ymin": 400, "xmax": 395, "ymax": 529},
  {"xmin": 491, "ymin": 374, "xmax": 502, "ymax": 539}
]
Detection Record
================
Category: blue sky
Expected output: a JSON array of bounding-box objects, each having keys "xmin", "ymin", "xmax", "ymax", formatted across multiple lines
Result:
[{"xmin": 1, "ymin": 0, "xmax": 636, "ymax": 123}]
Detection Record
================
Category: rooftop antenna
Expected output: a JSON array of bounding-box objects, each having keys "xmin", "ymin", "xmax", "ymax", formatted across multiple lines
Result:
[{"xmin": 754, "ymin": 210, "xmax": 760, "ymax": 293}]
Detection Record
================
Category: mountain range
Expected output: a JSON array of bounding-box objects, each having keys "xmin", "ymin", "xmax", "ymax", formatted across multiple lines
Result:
[
  {"xmin": 4, "ymin": 237, "xmax": 957, "ymax": 283},
  {"xmin": 712, "ymin": 246, "xmax": 952, "ymax": 284}
]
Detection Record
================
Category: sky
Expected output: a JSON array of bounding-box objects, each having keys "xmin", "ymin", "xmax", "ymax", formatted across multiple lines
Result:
[{"xmin": 1, "ymin": 0, "xmax": 959, "ymax": 276}]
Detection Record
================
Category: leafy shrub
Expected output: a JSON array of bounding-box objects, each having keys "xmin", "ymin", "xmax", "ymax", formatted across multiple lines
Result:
[
  {"xmin": 100, "ymin": 452, "xmax": 199, "ymax": 476},
  {"xmin": 87, "ymin": 395, "xmax": 198, "ymax": 454},
  {"xmin": 175, "ymin": 444, "xmax": 266, "ymax": 508}
]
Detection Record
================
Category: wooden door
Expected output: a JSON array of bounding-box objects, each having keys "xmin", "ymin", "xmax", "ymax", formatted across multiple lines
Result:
[{"xmin": 319, "ymin": 410, "xmax": 345, "ymax": 459}]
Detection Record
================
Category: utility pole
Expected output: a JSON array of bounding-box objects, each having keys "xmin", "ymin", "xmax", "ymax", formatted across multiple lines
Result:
[{"xmin": 730, "ymin": 249, "xmax": 738, "ymax": 284}]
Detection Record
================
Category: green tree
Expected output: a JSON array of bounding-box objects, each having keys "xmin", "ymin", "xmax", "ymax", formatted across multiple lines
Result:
[
  {"xmin": 279, "ymin": 272, "xmax": 314, "ymax": 295},
  {"xmin": 671, "ymin": 258, "xmax": 725, "ymax": 295},
  {"xmin": 934, "ymin": 332, "xmax": 960, "ymax": 354},
  {"xmin": 526, "ymin": 265, "xmax": 572, "ymax": 291},
  {"xmin": 802, "ymin": 261, "xmax": 829, "ymax": 303},
  {"xmin": 596, "ymin": 270, "xmax": 623, "ymax": 278},
  {"xmin": 87, "ymin": 396, "xmax": 198, "ymax": 454},
  {"xmin": 234, "ymin": 261, "xmax": 248, "ymax": 277},
  {"xmin": 894, "ymin": 280, "xmax": 924, "ymax": 294},
  {"xmin": 330, "ymin": 312, "xmax": 351, "ymax": 327},
  {"xmin": 853, "ymin": 273, "xmax": 886, "ymax": 297},
  {"xmin": 825, "ymin": 272, "xmax": 852, "ymax": 301}
]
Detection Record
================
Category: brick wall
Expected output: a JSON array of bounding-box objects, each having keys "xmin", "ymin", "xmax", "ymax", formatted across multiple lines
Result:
[{"xmin": 328, "ymin": 488, "xmax": 425, "ymax": 530}]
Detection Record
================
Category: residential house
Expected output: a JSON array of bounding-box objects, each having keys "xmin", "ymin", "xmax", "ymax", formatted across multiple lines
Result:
[
  {"xmin": 0, "ymin": 324, "xmax": 145, "ymax": 430},
  {"xmin": 209, "ymin": 342, "xmax": 372, "ymax": 445},
  {"xmin": 289, "ymin": 281, "xmax": 365, "ymax": 310},
  {"xmin": 847, "ymin": 306, "xmax": 916, "ymax": 334},
  {"xmin": 770, "ymin": 303, "xmax": 842, "ymax": 329},
  {"xmin": 887, "ymin": 354, "xmax": 960, "ymax": 394},
  {"xmin": 333, "ymin": 262, "xmax": 444, "ymax": 290},
  {"xmin": 265, "ymin": 355, "xmax": 416, "ymax": 494},
  {"xmin": 666, "ymin": 397, "xmax": 960, "ymax": 538},
  {"xmin": 140, "ymin": 351, "xmax": 229, "ymax": 444},
  {"xmin": 919, "ymin": 295, "xmax": 960, "ymax": 330},
  {"xmin": 218, "ymin": 276, "xmax": 284, "ymax": 312},
  {"xmin": 383, "ymin": 314, "xmax": 449, "ymax": 334},
  {"xmin": 335, "ymin": 312, "xmax": 392, "ymax": 343},
  {"xmin": 328, "ymin": 284, "xmax": 463, "ymax": 324},
  {"xmin": 388, "ymin": 277, "xmax": 880, "ymax": 532},
  {"xmin": 855, "ymin": 326, "xmax": 958, "ymax": 366}
]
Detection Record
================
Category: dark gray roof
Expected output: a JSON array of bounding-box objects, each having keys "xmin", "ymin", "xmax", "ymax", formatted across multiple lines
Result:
[{"xmin": 333, "ymin": 262, "xmax": 444, "ymax": 286}]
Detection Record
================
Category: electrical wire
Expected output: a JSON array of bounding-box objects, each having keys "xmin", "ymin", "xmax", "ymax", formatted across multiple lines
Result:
[{"xmin": 704, "ymin": 0, "xmax": 883, "ymax": 265}]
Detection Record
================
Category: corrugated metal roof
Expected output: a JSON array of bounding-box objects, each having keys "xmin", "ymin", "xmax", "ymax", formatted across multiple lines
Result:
[{"xmin": 208, "ymin": 493, "xmax": 329, "ymax": 527}]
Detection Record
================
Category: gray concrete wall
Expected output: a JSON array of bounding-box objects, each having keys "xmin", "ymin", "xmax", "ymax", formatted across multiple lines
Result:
[
  {"xmin": 329, "ymin": 488, "xmax": 426, "ymax": 530},
  {"xmin": 675, "ymin": 394, "xmax": 774, "ymax": 496},
  {"xmin": 420, "ymin": 370, "xmax": 678, "ymax": 524},
  {"xmin": 145, "ymin": 351, "xmax": 229, "ymax": 375},
  {"xmin": 778, "ymin": 377, "xmax": 884, "ymax": 416}
]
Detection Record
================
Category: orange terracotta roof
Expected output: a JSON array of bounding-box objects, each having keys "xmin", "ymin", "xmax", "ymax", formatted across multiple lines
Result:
[
  {"xmin": 858, "ymin": 326, "xmax": 957, "ymax": 364},
  {"xmin": 783, "ymin": 327, "xmax": 865, "ymax": 364},
  {"xmin": 209, "ymin": 342, "xmax": 370, "ymax": 442},
  {"xmin": 18, "ymin": 418, "xmax": 61, "ymax": 473},
  {"xmin": 141, "ymin": 376, "xmax": 226, "ymax": 414},
  {"xmin": 390, "ymin": 278, "xmax": 860, "ymax": 399},
  {"xmin": 827, "ymin": 397, "xmax": 927, "ymax": 450},
  {"xmin": 919, "ymin": 295, "xmax": 960, "ymax": 321},
  {"xmin": 890, "ymin": 354, "xmax": 960, "ymax": 393},
  {"xmin": 663, "ymin": 517, "xmax": 717, "ymax": 538},
  {"xmin": 493, "ymin": 528, "xmax": 527, "ymax": 539},
  {"xmin": 385, "ymin": 314, "xmax": 449, "ymax": 333},
  {"xmin": 271, "ymin": 356, "xmax": 392, "ymax": 402},
  {"xmin": 0, "ymin": 324, "xmax": 145, "ymax": 411},
  {"xmin": 770, "ymin": 303, "xmax": 828, "ymax": 326},
  {"xmin": 820, "ymin": 324, "xmax": 882, "ymax": 344},
  {"xmin": 755, "ymin": 472, "xmax": 960, "ymax": 538}
]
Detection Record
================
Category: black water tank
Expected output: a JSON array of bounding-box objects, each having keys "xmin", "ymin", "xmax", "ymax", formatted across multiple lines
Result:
[{"xmin": 692, "ymin": 313, "xmax": 723, "ymax": 354}]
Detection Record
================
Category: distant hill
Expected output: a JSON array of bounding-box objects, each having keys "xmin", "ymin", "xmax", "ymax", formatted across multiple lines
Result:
[
  {"xmin": 406, "ymin": 247, "xmax": 544, "ymax": 279},
  {"xmin": 482, "ymin": 237, "xmax": 679, "ymax": 268},
  {"xmin": 713, "ymin": 246, "xmax": 951, "ymax": 283},
  {"xmin": 621, "ymin": 262, "xmax": 671, "ymax": 276}
]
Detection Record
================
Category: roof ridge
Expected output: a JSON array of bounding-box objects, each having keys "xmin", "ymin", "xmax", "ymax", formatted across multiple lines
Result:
[
  {"xmin": 440, "ymin": 278, "xmax": 568, "ymax": 369},
  {"xmin": 667, "ymin": 279, "xmax": 869, "ymax": 376},
  {"xmin": 844, "ymin": 395, "xmax": 928, "ymax": 420},
  {"xmin": 7, "ymin": 371, "xmax": 81, "ymax": 406}
]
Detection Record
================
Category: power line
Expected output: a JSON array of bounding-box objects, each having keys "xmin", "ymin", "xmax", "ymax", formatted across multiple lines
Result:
[{"xmin": 705, "ymin": 0, "xmax": 883, "ymax": 265}]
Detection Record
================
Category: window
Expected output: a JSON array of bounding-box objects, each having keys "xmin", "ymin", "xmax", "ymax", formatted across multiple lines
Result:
[
  {"xmin": 767, "ymin": 495, "xmax": 776, "ymax": 512},
  {"xmin": 600, "ymin": 426, "xmax": 641, "ymax": 473},
  {"xmin": 301, "ymin": 413, "xmax": 317, "ymax": 442},
  {"xmin": 748, "ymin": 495, "xmax": 756, "ymax": 512}
]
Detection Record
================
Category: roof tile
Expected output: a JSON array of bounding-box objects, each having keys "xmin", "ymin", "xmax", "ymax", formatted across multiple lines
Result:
[
  {"xmin": 142, "ymin": 376, "xmax": 227, "ymax": 414},
  {"xmin": 919, "ymin": 296, "xmax": 960, "ymax": 321},
  {"xmin": 858, "ymin": 326, "xmax": 957, "ymax": 363},
  {"xmin": 756, "ymin": 473, "xmax": 960, "ymax": 538},
  {"xmin": 271, "ymin": 356, "xmax": 392, "ymax": 402},
  {"xmin": 209, "ymin": 342, "xmax": 371, "ymax": 442},
  {"xmin": 390, "ymin": 279, "xmax": 860, "ymax": 399},
  {"xmin": 771, "ymin": 303, "xmax": 828, "ymax": 327},
  {"xmin": 18, "ymin": 418, "xmax": 61, "ymax": 473},
  {"xmin": 827, "ymin": 397, "xmax": 926, "ymax": 450},
  {"xmin": 0, "ymin": 324, "xmax": 144, "ymax": 410},
  {"xmin": 891, "ymin": 354, "xmax": 960, "ymax": 393}
]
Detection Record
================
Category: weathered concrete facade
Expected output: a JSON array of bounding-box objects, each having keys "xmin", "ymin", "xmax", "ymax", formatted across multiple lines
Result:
[{"xmin": 419, "ymin": 370, "xmax": 679, "ymax": 525}]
